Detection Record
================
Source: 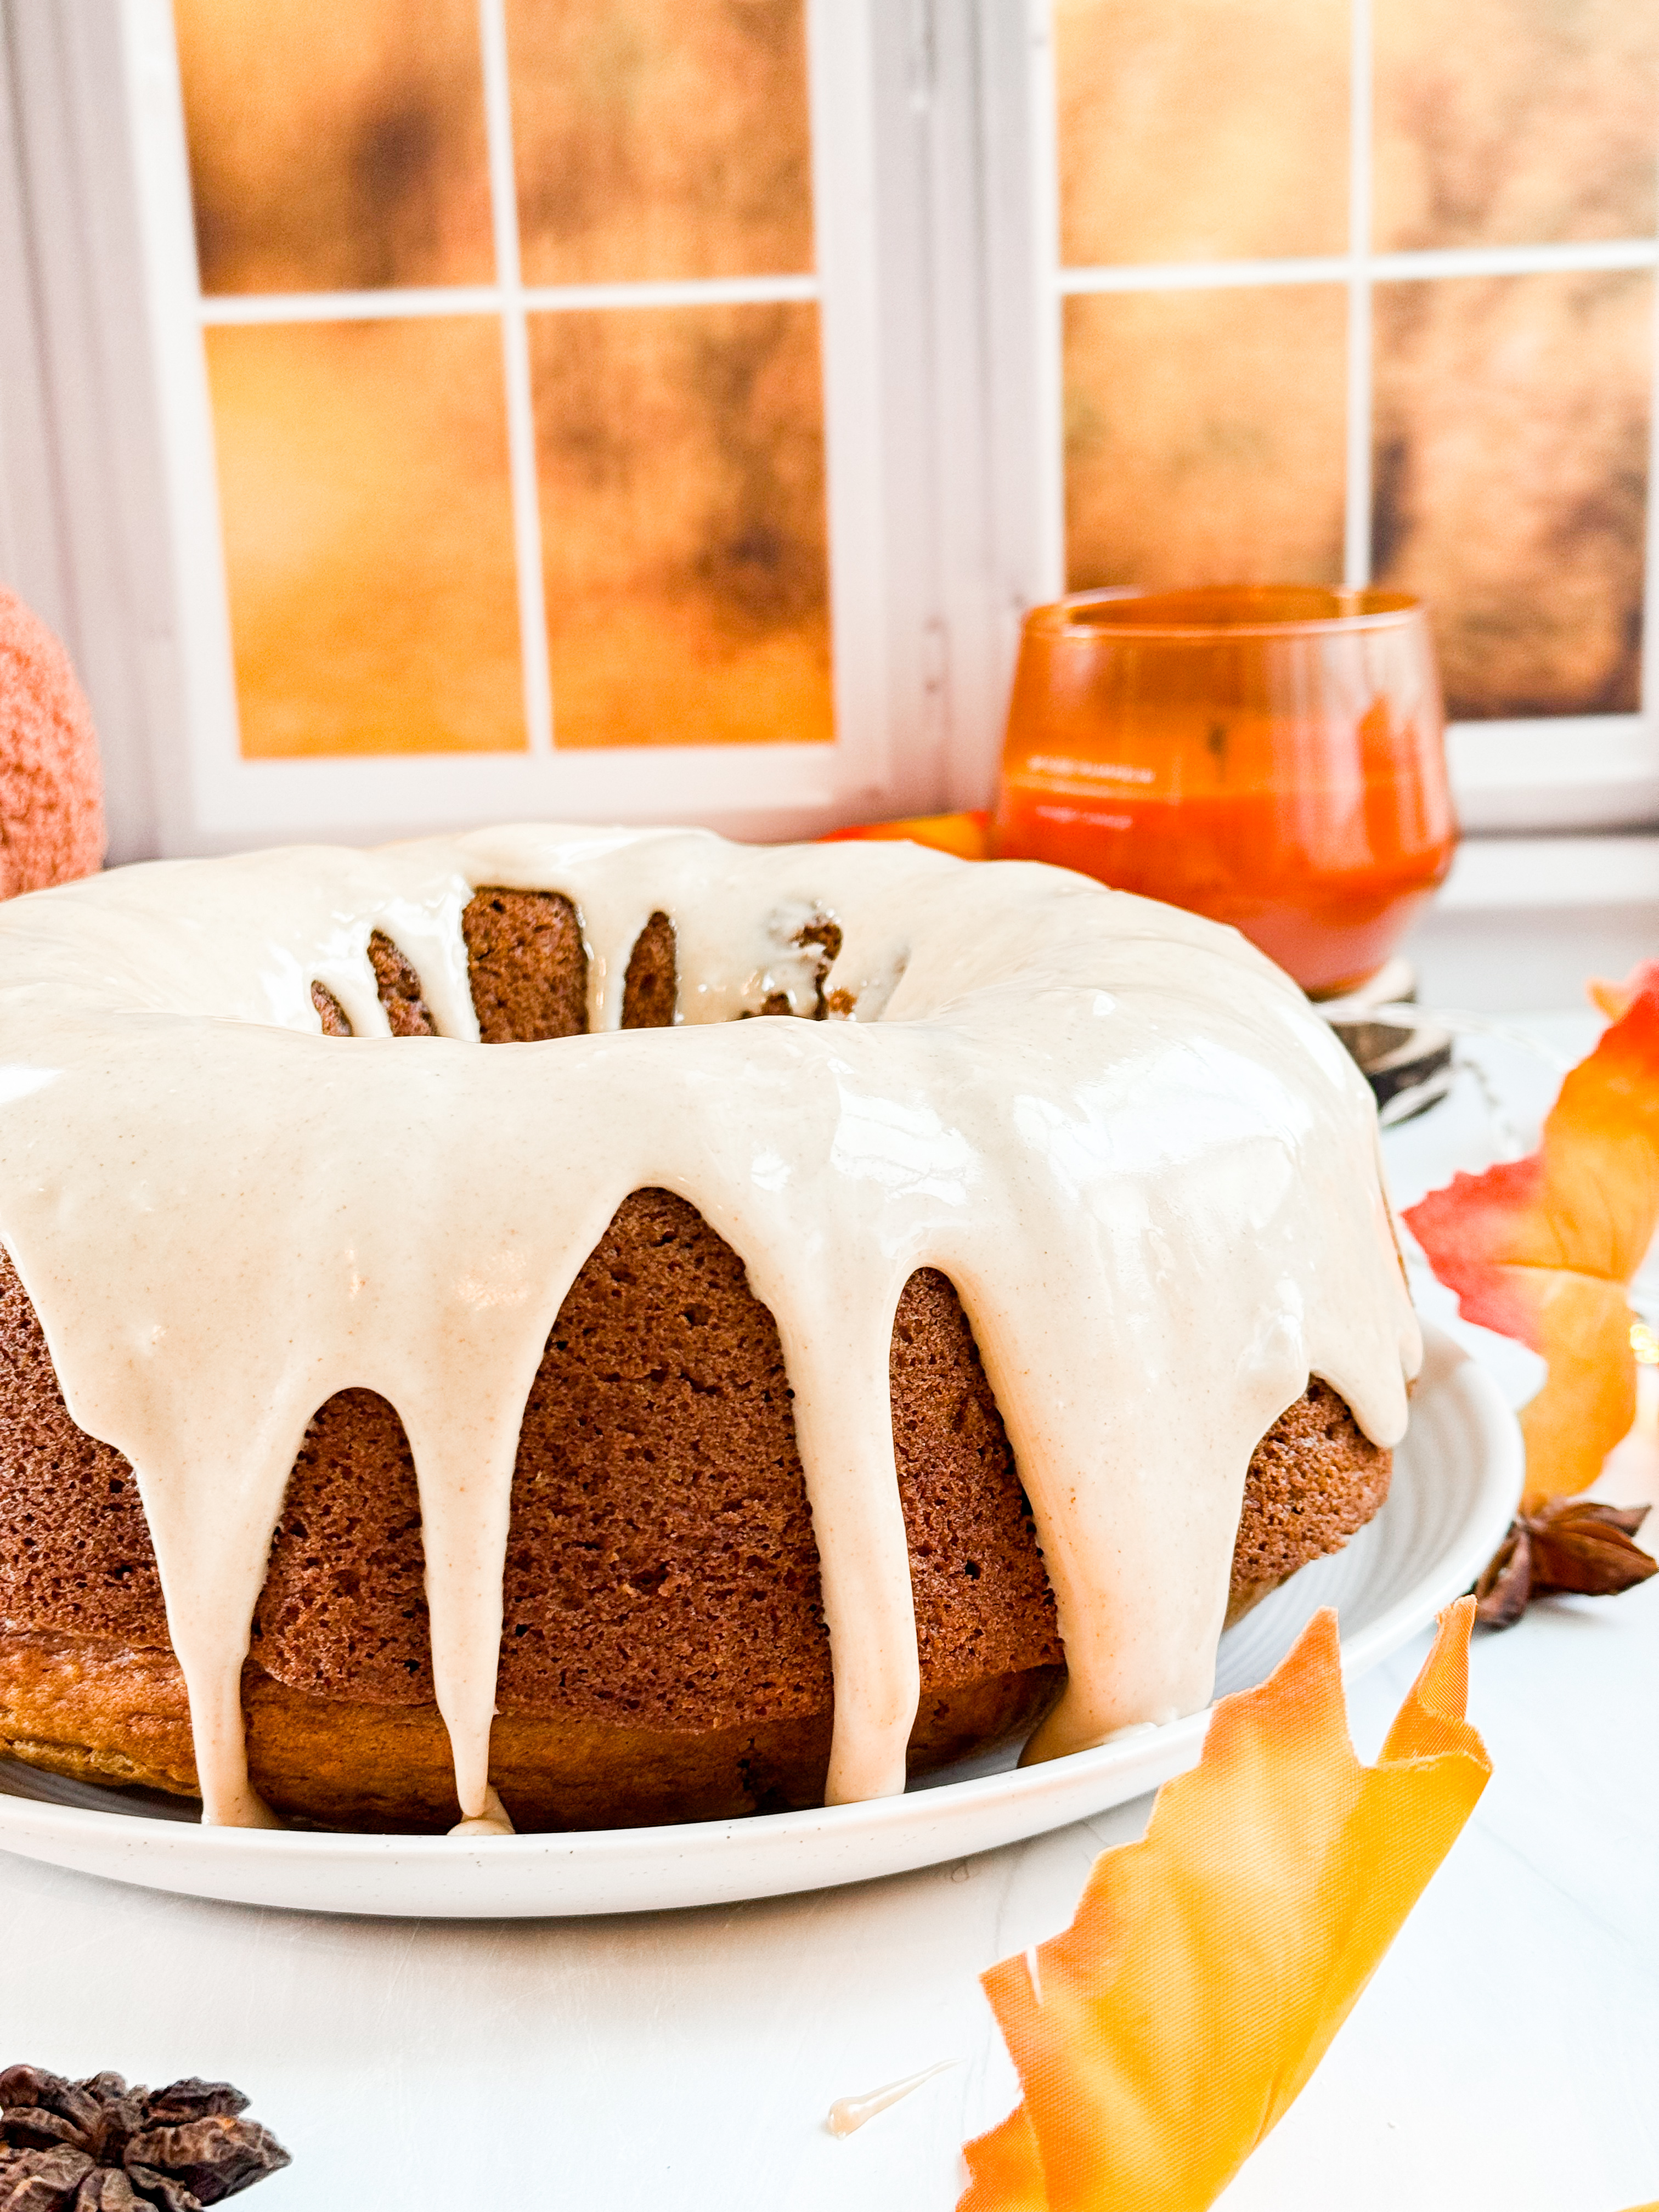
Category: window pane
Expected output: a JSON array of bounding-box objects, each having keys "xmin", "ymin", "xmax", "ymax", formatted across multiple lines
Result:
[
  {"xmin": 1372, "ymin": 270, "xmax": 1651, "ymax": 718},
  {"xmin": 531, "ymin": 303, "xmax": 831, "ymax": 747},
  {"xmin": 1064, "ymin": 287, "xmax": 1348, "ymax": 590},
  {"xmin": 1374, "ymin": 0, "xmax": 1659, "ymax": 251},
  {"xmin": 207, "ymin": 319, "xmax": 526, "ymax": 757},
  {"xmin": 507, "ymin": 0, "xmax": 814, "ymax": 285},
  {"xmin": 176, "ymin": 0, "xmax": 494, "ymax": 294},
  {"xmin": 1054, "ymin": 0, "xmax": 1349, "ymax": 267}
]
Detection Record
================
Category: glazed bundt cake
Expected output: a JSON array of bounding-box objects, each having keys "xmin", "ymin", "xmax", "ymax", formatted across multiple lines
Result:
[{"xmin": 0, "ymin": 828, "xmax": 1417, "ymax": 1833}]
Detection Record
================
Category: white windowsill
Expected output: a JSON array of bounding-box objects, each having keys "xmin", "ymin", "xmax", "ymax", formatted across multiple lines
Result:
[
  {"xmin": 1447, "ymin": 720, "xmax": 1659, "ymax": 834},
  {"xmin": 1408, "ymin": 833, "xmax": 1659, "ymax": 1011},
  {"xmin": 1438, "ymin": 832, "xmax": 1659, "ymax": 910}
]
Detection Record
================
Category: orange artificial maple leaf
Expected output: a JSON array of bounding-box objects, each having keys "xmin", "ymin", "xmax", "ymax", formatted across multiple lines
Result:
[
  {"xmin": 1403, "ymin": 973, "xmax": 1659, "ymax": 1506},
  {"xmin": 960, "ymin": 1600, "xmax": 1488, "ymax": 2212},
  {"xmin": 820, "ymin": 809, "xmax": 991, "ymax": 861},
  {"xmin": 1587, "ymin": 958, "xmax": 1659, "ymax": 1024}
]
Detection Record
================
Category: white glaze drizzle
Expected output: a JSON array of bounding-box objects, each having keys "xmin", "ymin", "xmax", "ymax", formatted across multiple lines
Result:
[
  {"xmin": 0, "ymin": 826, "xmax": 1419, "ymax": 1827},
  {"xmin": 826, "ymin": 2060, "xmax": 956, "ymax": 2137},
  {"xmin": 450, "ymin": 1784, "xmax": 514, "ymax": 1839}
]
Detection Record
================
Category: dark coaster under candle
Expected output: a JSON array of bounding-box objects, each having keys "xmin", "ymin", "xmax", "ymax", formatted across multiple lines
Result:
[{"xmin": 1327, "ymin": 1011, "xmax": 1454, "ymax": 1127}]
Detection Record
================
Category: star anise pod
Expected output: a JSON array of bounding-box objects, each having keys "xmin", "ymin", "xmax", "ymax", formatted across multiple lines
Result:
[
  {"xmin": 1474, "ymin": 1499, "xmax": 1656, "ymax": 1629},
  {"xmin": 0, "ymin": 2070, "xmax": 289, "ymax": 2210}
]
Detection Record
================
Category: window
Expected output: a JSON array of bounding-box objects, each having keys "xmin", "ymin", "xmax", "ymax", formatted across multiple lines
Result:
[
  {"xmin": 110, "ymin": 0, "xmax": 943, "ymax": 847},
  {"xmin": 983, "ymin": 0, "xmax": 1659, "ymax": 833},
  {"xmin": 2, "ymin": 2, "xmax": 1656, "ymax": 856},
  {"xmin": 182, "ymin": 0, "xmax": 836, "ymax": 766}
]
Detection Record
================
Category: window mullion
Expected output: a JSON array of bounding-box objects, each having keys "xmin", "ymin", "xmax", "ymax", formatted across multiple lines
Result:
[
  {"xmin": 1343, "ymin": 0, "xmax": 1375, "ymax": 590},
  {"xmin": 477, "ymin": 0, "xmax": 552, "ymax": 760}
]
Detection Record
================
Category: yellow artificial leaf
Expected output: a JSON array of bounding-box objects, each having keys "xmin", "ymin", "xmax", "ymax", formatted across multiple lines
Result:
[{"xmin": 961, "ymin": 1601, "xmax": 1489, "ymax": 2212}]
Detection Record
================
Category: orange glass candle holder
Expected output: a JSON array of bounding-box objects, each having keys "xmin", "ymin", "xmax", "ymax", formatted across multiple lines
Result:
[{"xmin": 992, "ymin": 585, "xmax": 1458, "ymax": 995}]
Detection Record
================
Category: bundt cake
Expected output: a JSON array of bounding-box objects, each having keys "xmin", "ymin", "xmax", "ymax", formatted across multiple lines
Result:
[{"xmin": 0, "ymin": 827, "xmax": 1418, "ymax": 1833}]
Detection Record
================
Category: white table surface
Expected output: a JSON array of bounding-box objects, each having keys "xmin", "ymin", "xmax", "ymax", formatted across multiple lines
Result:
[{"xmin": 2, "ymin": 1012, "xmax": 1656, "ymax": 2211}]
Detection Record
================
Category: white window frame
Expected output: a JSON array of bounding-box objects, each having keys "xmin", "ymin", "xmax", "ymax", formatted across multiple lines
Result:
[
  {"xmin": 975, "ymin": 0, "xmax": 1659, "ymax": 839},
  {"xmin": 3, "ymin": 0, "xmax": 990, "ymax": 855},
  {"xmin": 1, "ymin": 0, "xmax": 178, "ymax": 865},
  {"xmin": 2, "ymin": 0, "xmax": 1656, "ymax": 860}
]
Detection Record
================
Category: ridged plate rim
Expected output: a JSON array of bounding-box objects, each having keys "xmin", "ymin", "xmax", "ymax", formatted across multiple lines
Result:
[{"xmin": 0, "ymin": 1322, "xmax": 1520, "ymax": 1919}]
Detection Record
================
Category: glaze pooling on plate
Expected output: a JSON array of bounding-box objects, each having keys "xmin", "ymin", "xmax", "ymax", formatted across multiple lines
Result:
[{"xmin": 0, "ymin": 826, "xmax": 1419, "ymax": 1832}]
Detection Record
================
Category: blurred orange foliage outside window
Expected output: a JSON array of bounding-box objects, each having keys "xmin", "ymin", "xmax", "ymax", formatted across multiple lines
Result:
[{"xmin": 177, "ymin": 0, "xmax": 831, "ymax": 759}]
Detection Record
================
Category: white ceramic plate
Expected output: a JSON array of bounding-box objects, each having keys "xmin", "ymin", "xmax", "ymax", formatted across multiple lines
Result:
[{"xmin": 0, "ymin": 1323, "xmax": 1519, "ymax": 1918}]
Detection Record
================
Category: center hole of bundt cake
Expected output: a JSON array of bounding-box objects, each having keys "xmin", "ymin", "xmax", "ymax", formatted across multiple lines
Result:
[{"xmin": 309, "ymin": 890, "xmax": 850, "ymax": 1040}]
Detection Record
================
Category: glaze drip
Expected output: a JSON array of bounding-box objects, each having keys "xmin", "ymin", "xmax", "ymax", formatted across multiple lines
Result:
[
  {"xmin": 0, "ymin": 826, "xmax": 1419, "ymax": 1826},
  {"xmin": 826, "ymin": 2060, "xmax": 956, "ymax": 2137}
]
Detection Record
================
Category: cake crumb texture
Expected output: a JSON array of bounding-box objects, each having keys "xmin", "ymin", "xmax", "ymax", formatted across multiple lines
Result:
[
  {"xmin": 620, "ymin": 909, "xmax": 678, "ymax": 1028},
  {"xmin": 367, "ymin": 930, "xmax": 438, "ymax": 1035},
  {"xmin": 1226, "ymin": 1378, "xmax": 1391, "ymax": 1622},
  {"xmin": 462, "ymin": 888, "xmax": 587, "ymax": 1041}
]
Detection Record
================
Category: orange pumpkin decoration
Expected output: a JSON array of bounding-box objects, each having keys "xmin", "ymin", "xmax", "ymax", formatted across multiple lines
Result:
[{"xmin": 0, "ymin": 586, "xmax": 105, "ymax": 897}]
